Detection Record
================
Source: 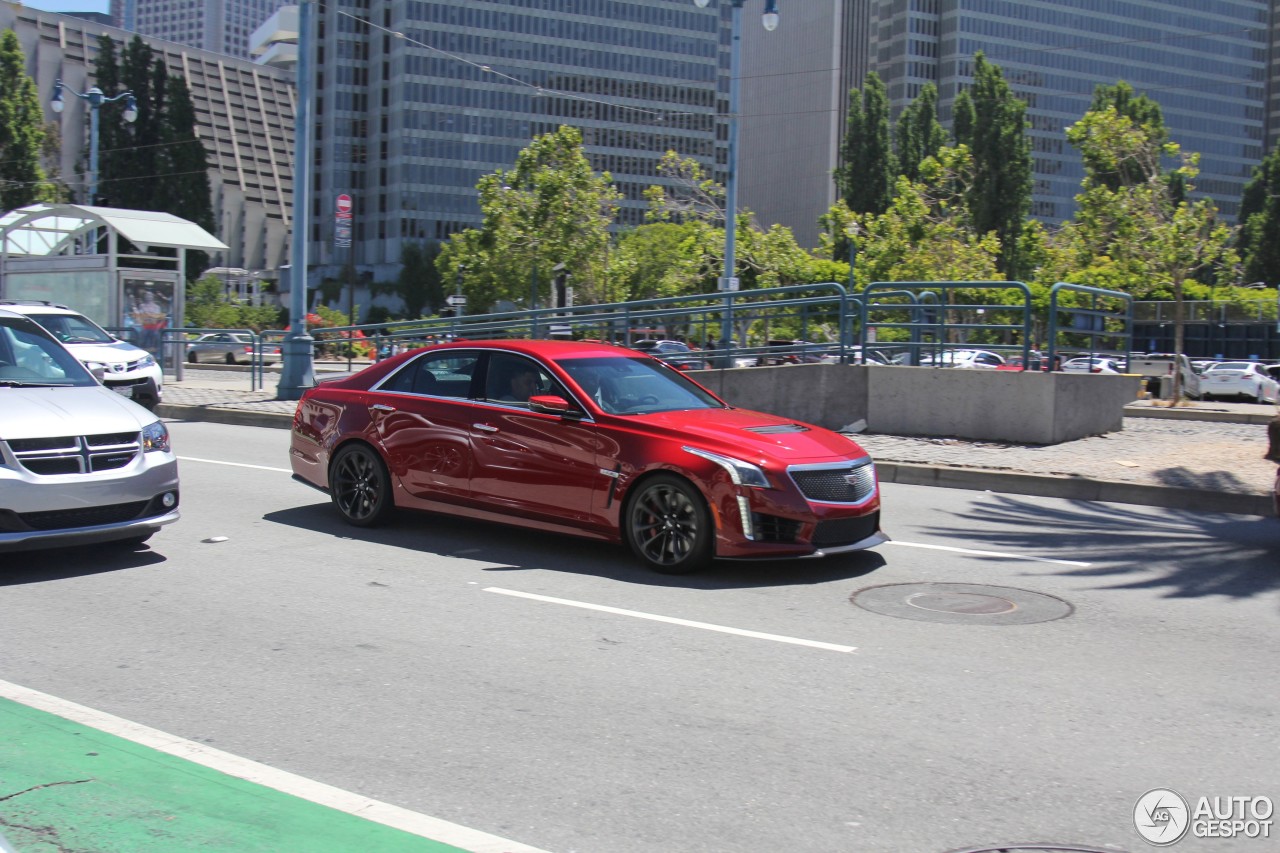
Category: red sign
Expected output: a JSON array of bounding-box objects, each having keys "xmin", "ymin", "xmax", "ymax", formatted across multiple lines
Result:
[{"xmin": 335, "ymin": 193, "xmax": 353, "ymax": 215}]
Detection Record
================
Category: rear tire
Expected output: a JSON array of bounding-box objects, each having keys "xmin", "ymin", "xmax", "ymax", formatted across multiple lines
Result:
[
  {"xmin": 225, "ymin": 353, "xmax": 237, "ymax": 365},
  {"xmin": 624, "ymin": 474, "xmax": 713, "ymax": 574},
  {"xmin": 188, "ymin": 351, "xmax": 199, "ymax": 364},
  {"xmin": 330, "ymin": 444, "xmax": 394, "ymax": 527}
]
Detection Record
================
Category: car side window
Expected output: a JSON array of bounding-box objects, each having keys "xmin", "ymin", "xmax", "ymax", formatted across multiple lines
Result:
[
  {"xmin": 484, "ymin": 354, "xmax": 566, "ymax": 407},
  {"xmin": 382, "ymin": 353, "xmax": 479, "ymax": 398}
]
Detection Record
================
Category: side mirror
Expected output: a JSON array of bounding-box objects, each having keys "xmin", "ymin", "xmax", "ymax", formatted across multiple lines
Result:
[{"xmin": 529, "ymin": 394, "xmax": 580, "ymax": 417}]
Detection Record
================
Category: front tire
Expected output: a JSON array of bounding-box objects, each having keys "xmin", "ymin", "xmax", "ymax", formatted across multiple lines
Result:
[
  {"xmin": 188, "ymin": 351, "xmax": 199, "ymax": 364},
  {"xmin": 225, "ymin": 353, "xmax": 237, "ymax": 365},
  {"xmin": 624, "ymin": 474, "xmax": 713, "ymax": 574},
  {"xmin": 330, "ymin": 444, "xmax": 394, "ymax": 527}
]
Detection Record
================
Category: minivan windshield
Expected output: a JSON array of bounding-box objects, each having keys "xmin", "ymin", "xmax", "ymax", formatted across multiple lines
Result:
[{"xmin": 0, "ymin": 317, "xmax": 97, "ymax": 386}]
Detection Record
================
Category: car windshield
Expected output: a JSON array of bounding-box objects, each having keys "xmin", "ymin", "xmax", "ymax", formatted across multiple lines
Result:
[
  {"xmin": 0, "ymin": 317, "xmax": 97, "ymax": 386},
  {"xmin": 557, "ymin": 355, "xmax": 725, "ymax": 415},
  {"xmin": 25, "ymin": 312, "xmax": 116, "ymax": 345}
]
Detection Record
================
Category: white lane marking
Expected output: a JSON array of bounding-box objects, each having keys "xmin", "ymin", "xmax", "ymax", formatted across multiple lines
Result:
[
  {"xmin": 0, "ymin": 679, "xmax": 551, "ymax": 853},
  {"xmin": 484, "ymin": 587, "xmax": 857, "ymax": 653},
  {"xmin": 885, "ymin": 540, "xmax": 1092, "ymax": 567},
  {"xmin": 178, "ymin": 455, "xmax": 291, "ymax": 473}
]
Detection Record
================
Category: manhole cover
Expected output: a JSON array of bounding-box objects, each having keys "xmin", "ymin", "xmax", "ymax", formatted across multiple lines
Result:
[{"xmin": 852, "ymin": 583, "xmax": 1073, "ymax": 625}]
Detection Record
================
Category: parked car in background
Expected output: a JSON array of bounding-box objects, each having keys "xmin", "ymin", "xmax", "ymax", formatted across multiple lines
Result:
[
  {"xmin": 186, "ymin": 332, "xmax": 281, "ymax": 365},
  {"xmin": 1200, "ymin": 361, "xmax": 1280, "ymax": 403},
  {"xmin": 628, "ymin": 339, "xmax": 707, "ymax": 371},
  {"xmin": 755, "ymin": 340, "xmax": 827, "ymax": 366},
  {"xmin": 1061, "ymin": 356, "xmax": 1125, "ymax": 374},
  {"xmin": 918, "ymin": 349, "xmax": 1006, "ymax": 369},
  {"xmin": 995, "ymin": 351, "xmax": 1046, "ymax": 371},
  {"xmin": 289, "ymin": 339, "xmax": 885, "ymax": 574},
  {"xmin": 0, "ymin": 306, "xmax": 180, "ymax": 553},
  {"xmin": 1130, "ymin": 353, "xmax": 1202, "ymax": 399},
  {"xmin": 0, "ymin": 300, "xmax": 163, "ymax": 409}
]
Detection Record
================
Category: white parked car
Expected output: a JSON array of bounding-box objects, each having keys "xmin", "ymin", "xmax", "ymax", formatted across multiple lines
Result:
[
  {"xmin": 1061, "ymin": 356, "xmax": 1125, "ymax": 374},
  {"xmin": 1, "ymin": 300, "xmax": 163, "ymax": 409},
  {"xmin": 1200, "ymin": 361, "xmax": 1280, "ymax": 403},
  {"xmin": 918, "ymin": 349, "xmax": 1006, "ymax": 369},
  {"xmin": 0, "ymin": 307, "xmax": 179, "ymax": 553}
]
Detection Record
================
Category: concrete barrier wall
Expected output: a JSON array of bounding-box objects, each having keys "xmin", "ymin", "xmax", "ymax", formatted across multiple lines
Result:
[{"xmin": 692, "ymin": 363, "xmax": 1139, "ymax": 444}]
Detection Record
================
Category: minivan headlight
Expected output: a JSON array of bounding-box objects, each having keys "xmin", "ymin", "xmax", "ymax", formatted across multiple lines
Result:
[
  {"xmin": 683, "ymin": 447, "xmax": 770, "ymax": 488},
  {"xmin": 141, "ymin": 421, "xmax": 171, "ymax": 453}
]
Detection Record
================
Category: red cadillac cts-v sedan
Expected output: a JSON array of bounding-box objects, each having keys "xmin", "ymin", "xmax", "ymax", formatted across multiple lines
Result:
[{"xmin": 289, "ymin": 339, "xmax": 886, "ymax": 573}]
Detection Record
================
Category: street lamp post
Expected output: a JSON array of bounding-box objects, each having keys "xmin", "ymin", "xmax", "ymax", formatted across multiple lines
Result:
[
  {"xmin": 277, "ymin": 0, "xmax": 317, "ymax": 399},
  {"xmin": 50, "ymin": 79, "xmax": 138, "ymax": 205},
  {"xmin": 692, "ymin": 0, "xmax": 778, "ymax": 363}
]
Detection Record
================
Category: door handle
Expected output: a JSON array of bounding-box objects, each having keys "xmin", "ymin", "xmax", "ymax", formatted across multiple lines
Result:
[{"xmin": 473, "ymin": 423, "xmax": 499, "ymax": 433}]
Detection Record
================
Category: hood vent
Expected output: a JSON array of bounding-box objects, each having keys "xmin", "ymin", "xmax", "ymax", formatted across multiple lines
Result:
[{"xmin": 744, "ymin": 423, "xmax": 809, "ymax": 435}]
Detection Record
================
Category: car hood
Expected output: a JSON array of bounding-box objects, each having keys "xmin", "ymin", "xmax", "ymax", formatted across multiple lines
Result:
[
  {"xmin": 635, "ymin": 407, "xmax": 869, "ymax": 464},
  {"xmin": 0, "ymin": 386, "xmax": 156, "ymax": 439},
  {"xmin": 63, "ymin": 340, "xmax": 150, "ymax": 365}
]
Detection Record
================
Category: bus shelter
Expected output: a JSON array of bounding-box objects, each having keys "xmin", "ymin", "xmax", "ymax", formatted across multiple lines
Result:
[{"xmin": 0, "ymin": 204, "xmax": 228, "ymax": 366}]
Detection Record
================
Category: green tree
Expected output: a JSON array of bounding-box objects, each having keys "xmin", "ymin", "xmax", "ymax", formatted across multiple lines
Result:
[
  {"xmin": 92, "ymin": 36, "xmax": 211, "ymax": 242},
  {"xmin": 1064, "ymin": 107, "xmax": 1236, "ymax": 400},
  {"xmin": 834, "ymin": 72, "xmax": 896, "ymax": 217},
  {"xmin": 1235, "ymin": 140, "xmax": 1280, "ymax": 286},
  {"xmin": 608, "ymin": 223, "xmax": 704, "ymax": 302},
  {"xmin": 0, "ymin": 29, "xmax": 55, "ymax": 209},
  {"xmin": 895, "ymin": 83, "xmax": 948, "ymax": 184},
  {"xmin": 386, "ymin": 242, "xmax": 442, "ymax": 318},
  {"xmin": 952, "ymin": 54, "xmax": 1032, "ymax": 279},
  {"xmin": 1087, "ymin": 84, "xmax": 1164, "ymax": 178},
  {"xmin": 839, "ymin": 146, "xmax": 1003, "ymax": 288},
  {"xmin": 440, "ymin": 126, "xmax": 621, "ymax": 310}
]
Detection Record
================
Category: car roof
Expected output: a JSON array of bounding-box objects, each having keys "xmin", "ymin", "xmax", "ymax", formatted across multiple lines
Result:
[
  {"xmin": 435, "ymin": 339, "xmax": 639, "ymax": 360},
  {"xmin": 0, "ymin": 300, "xmax": 79, "ymax": 316}
]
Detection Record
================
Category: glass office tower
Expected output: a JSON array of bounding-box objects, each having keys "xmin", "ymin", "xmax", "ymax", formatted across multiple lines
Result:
[
  {"xmin": 310, "ymin": 0, "xmax": 722, "ymax": 283},
  {"xmin": 870, "ymin": 0, "xmax": 1270, "ymax": 222}
]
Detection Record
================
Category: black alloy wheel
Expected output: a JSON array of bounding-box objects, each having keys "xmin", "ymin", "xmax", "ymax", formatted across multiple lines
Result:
[
  {"xmin": 330, "ymin": 444, "xmax": 394, "ymax": 527},
  {"xmin": 625, "ymin": 474, "xmax": 713, "ymax": 574}
]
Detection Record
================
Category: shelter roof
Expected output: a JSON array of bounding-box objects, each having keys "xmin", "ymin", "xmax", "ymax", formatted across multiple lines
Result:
[{"xmin": 0, "ymin": 204, "xmax": 228, "ymax": 256}]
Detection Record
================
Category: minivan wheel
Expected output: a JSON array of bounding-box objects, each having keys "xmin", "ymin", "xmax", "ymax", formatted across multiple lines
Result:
[
  {"xmin": 330, "ymin": 444, "xmax": 394, "ymax": 527},
  {"xmin": 624, "ymin": 474, "xmax": 713, "ymax": 574}
]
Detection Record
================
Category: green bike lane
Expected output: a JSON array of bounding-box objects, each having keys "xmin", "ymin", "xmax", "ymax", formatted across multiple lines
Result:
[{"xmin": 0, "ymin": 685, "xmax": 548, "ymax": 853}]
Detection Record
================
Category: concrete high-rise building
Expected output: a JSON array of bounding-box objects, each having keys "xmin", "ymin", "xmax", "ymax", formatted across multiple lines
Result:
[
  {"xmin": 738, "ymin": 0, "xmax": 1274, "ymax": 248},
  {"xmin": 128, "ymin": 0, "xmax": 289, "ymax": 60},
  {"xmin": 305, "ymin": 0, "xmax": 723, "ymax": 284},
  {"xmin": 1, "ymin": 2, "xmax": 296, "ymax": 276}
]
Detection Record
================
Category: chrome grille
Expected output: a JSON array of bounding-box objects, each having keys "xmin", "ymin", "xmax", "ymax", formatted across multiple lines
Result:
[
  {"xmin": 788, "ymin": 460, "xmax": 876, "ymax": 504},
  {"xmin": 6, "ymin": 432, "xmax": 141, "ymax": 476}
]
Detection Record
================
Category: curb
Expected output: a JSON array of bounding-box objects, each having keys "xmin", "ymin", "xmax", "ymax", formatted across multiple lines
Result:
[
  {"xmin": 877, "ymin": 462, "xmax": 1274, "ymax": 517},
  {"xmin": 157, "ymin": 403, "xmax": 293, "ymax": 430},
  {"xmin": 1123, "ymin": 406, "xmax": 1278, "ymax": 425}
]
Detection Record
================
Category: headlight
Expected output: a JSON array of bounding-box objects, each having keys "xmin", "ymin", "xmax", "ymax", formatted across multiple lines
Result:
[
  {"xmin": 683, "ymin": 447, "xmax": 771, "ymax": 488},
  {"xmin": 141, "ymin": 421, "xmax": 171, "ymax": 453},
  {"xmin": 138, "ymin": 354, "xmax": 157, "ymax": 368}
]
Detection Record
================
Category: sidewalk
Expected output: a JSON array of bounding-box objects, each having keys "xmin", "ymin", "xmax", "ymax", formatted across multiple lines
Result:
[{"xmin": 156, "ymin": 366, "xmax": 1279, "ymax": 517}]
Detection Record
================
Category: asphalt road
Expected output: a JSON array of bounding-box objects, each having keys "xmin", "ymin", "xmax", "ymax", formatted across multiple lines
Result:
[{"xmin": 2, "ymin": 420, "xmax": 1278, "ymax": 853}]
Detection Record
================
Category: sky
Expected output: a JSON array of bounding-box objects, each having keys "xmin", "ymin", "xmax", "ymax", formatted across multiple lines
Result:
[{"xmin": 19, "ymin": 0, "xmax": 111, "ymax": 14}]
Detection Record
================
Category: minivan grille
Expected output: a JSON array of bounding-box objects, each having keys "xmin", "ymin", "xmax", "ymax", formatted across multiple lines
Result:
[
  {"xmin": 6, "ymin": 432, "xmax": 141, "ymax": 475},
  {"xmin": 788, "ymin": 460, "xmax": 876, "ymax": 504}
]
